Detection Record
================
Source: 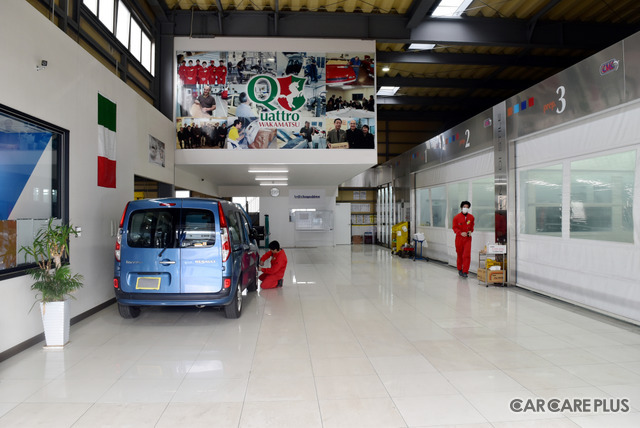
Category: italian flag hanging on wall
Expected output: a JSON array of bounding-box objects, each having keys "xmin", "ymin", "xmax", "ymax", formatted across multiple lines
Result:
[{"xmin": 97, "ymin": 93, "xmax": 117, "ymax": 188}]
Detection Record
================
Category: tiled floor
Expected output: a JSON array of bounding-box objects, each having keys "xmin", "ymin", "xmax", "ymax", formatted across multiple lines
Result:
[{"xmin": 1, "ymin": 245, "xmax": 640, "ymax": 427}]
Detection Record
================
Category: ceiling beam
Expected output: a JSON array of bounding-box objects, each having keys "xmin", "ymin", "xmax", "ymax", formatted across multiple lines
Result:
[
  {"xmin": 377, "ymin": 109, "xmax": 476, "ymax": 122},
  {"xmin": 377, "ymin": 76, "xmax": 536, "ymax": 90},
  {"xmin": 376, "ymin": 95, "xmax": 502, "ymax": 107},
  {"xmin": 409, "ymin": 16, "xmax": 638, "ymax": 49},
  {"xmin": 376, "ymin": 51, "xmax": 580, "ymax": 68},
  {"xmin": 527, "ymin": 0, "xmax": 563, "ymax": 41},
  {"xmin": 167, "ymin": 10, "xmax": 639, "ymax": 51},
  {"xmin": 405, "ymin": 0, "xmax": 439, "ymax": 30}
]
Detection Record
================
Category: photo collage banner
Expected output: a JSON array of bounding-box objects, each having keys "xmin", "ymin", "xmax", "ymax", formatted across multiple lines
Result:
[{"xmin": 175, "ymin": 50, "xmax": 376, "ymax": 150}]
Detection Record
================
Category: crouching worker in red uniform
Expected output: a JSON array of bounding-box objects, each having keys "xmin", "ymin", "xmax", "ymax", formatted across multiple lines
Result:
[
  {"xmin": 452, "ymin": 201, "xmax": 474, "ymax": 278},
  {"xmin": 259, "ymin": 241, "xmax": 288, "ymax": 289}
]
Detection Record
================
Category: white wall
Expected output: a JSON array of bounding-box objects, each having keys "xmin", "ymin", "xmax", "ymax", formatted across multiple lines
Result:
[
  {"xmin": 220, "ymin": 186, "xmax": 338, "ymax": 248},
  {"xmin": 514, "ymin": 101, "xmax": 640, "ymax": 323},
  {"xmin": 0, "ymin": 0, "xmax": 216, "ymax": 354}
]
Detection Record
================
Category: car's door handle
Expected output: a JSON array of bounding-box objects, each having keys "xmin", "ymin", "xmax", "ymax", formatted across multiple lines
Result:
[{"xmin": 159, "ymin": 260, "xmax": 176, "ymax": 265}]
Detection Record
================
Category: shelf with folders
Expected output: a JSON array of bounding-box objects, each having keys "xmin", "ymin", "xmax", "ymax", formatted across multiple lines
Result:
[{"xmin": 351, "ymin": 214, "xmax": 377, "ymax": 225}]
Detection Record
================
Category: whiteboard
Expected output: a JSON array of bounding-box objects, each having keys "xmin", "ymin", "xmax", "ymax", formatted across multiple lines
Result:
[{"xmin": 293, "ymin": 210, "xmax": 333, "ymax": 231}]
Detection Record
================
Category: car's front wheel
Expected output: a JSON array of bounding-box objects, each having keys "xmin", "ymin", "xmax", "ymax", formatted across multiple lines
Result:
[
  {"xmin": 118, "ymin": 303, "xmax": 141, "ymax": 319},
  {"xmin": 224, "ymin": 285, "xmax": 242, "ymax": 318}
]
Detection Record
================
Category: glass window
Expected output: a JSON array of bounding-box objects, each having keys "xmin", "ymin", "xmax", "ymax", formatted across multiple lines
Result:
[
  {"xmin": 472, "ymin": 177, "xmax": 495, "ymax": 231},
  {"xmin": 570, "ymin": 151, "xmax": 635, "ymax": 242},
  {"xmin": 416, "ymin": 188, "xmax": 431, "ymax": 226},
  {"xmin": 0, "ymin": 106, "xmax": 68, "ymax": 277},
  {"xmin": 115, "ymin": 1, "xmax": 130, "ymax": 47},
  {"xmin": 236, "ymin": 212, "xmax": 250, "ymax": 243},
  {"xmin": 141, "ymin": 33, "xmax": 152, "ymax": 72},
  {"xmin": 225, "ymin": 209, "xmax": 242, "ymax": 246},
  {"xmin": 150, "ymin": 42, "xmax": 156, "ymax": 76},
  {"xmin": 83, "ymin": 0, "xmax": 98, "ymax": 15},
  {"xmin": 431, "ymin": 186, "xmax": 446, "ymax": 228},
  {"xmin": 519, "ymin": 165, "xmax": 562, "ymax": 236},
  {"xmin": 127, "ymin": 209, "xmax": 177, "ymax": 249},
  {"xmin": 182, "ymin": 209, "xmax": 216, "ymax": 247},
  {"xmin": 98, "ymin": 0, "xmax": 115, "ymax": 32},
  {"xmin": 129, "ymin": 19, "xmax": 141, "ymax": 61},
  {"xmin": 447, "ymin": 182, "xmax": 468, "ymax": 228}
]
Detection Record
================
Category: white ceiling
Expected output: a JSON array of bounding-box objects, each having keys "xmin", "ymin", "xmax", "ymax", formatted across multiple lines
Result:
[{"xmin": 174, "ymin": 147, "xmax": 377, "ymax": 193}]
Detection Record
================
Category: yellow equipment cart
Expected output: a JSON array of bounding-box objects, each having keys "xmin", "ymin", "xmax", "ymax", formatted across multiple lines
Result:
[{"xmin": 391, "ymin": 222, "xmax": 409, "ymax": 253}]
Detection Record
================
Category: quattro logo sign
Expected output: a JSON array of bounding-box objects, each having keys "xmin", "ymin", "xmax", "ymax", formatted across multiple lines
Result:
[{"xmin": 247, "ymin": 74, "xmax": 306, "ymax": 112}]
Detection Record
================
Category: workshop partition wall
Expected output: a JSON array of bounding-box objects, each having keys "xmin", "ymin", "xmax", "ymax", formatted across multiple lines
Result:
[{"xmin": 508, "ymin": 32, "xmax": 640, "ymax": 323}]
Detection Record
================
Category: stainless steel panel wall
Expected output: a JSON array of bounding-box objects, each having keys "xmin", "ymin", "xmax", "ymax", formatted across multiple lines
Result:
[
  {"xmin": 507, "ymin": 41, "xmax": 625, "ymax": 140},
  {"xmin": 426, "ymin": 108, "xmax": 494, "ymax": 168},
  {"xmin": 624, "ymin": 32, "xmax": 640, "ymax": 101}
]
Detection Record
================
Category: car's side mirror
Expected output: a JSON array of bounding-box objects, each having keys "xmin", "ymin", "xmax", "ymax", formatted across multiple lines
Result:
[{"xmin": 249, "ymin": 228, "xmax": 258, "ymax": 241}]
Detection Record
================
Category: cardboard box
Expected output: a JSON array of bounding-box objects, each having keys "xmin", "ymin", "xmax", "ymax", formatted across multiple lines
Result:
[
  {"xmin": 352, "ymin": 235, "xmax": 363, "ymax": 244},
  {"xmin": 477, "ymin": 268, "xmax": 505, "ymax": 283}
]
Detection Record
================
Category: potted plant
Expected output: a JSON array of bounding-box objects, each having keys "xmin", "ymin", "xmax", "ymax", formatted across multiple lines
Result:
[{"xmin": 20, "ymin": 218, "xmax": 84, "ymax": 347}]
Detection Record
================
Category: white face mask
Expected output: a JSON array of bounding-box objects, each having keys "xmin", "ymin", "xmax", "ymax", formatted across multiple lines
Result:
[{"xmin": 462, "ymin": 207, "xmax": 469, "ymax": 214}]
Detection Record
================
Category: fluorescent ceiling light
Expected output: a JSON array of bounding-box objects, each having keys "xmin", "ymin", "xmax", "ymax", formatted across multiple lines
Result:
[
  {"xmin": 408, "ymin": 43, "xmax": 436, "ymax": 50},
  {"xmin": 255, "ymin": 176, "xmax": 288, "ymax": 181},
  {"xmin": 382, "ymin": 65, "xmax": 390, "ymax": 72},
  {"xmin": 248, "ymin": 168, "xmax": 289, "ymax": 173},
  {"xmin": 432, "ymin": 0, "xmax": 473, "ymax": 17},
  {"xmin": 377, "ymin": 86, "xmax": 399, "ymax": 96},
  {"xmin": 259, "ymin": 182, "xmax": 288, "ymax": 186}
]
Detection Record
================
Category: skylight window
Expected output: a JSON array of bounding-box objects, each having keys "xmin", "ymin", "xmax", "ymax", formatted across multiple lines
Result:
[
  {"xmin": 432, "ymin": 0, "xmax": 473, "ymax": 17},
  {"xmin": 377, "ymin": 86, "xmax": 399, "ymax": 96},
  {"xmin": 408, "ymin": 43, "xmax": 436, "ymax": 50}
]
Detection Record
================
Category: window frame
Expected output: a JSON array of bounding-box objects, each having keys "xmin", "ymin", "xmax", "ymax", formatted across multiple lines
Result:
[{"xmin": 0, "ymin": 103, "xmax": 70, "ymax": 280}]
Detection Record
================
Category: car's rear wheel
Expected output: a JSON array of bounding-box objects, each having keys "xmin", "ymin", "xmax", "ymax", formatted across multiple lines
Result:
[
  {"xmin": 224, "ymin": 285, "xmax": 242, "ymax": 318},
  {"xmin": 118, "ymin": 303, "xmax": 141, "ymax": 319}
]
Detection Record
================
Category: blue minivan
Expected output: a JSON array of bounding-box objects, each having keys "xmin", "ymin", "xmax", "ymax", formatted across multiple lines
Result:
[{"xmin": 113, "ymin": 198, "xmax": 259, "ymax": 319}]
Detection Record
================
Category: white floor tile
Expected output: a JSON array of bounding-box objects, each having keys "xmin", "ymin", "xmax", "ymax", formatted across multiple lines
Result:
[
  {"xmin": 319, "ymin": 397, "xmax": 406, "ymax": 428},
  {"xmin": 393, "ymin": 394, "xmax": 488, "ymax": 426},
  {"xmin": 72, "ymin": 403, "xmax": 167, "ymax": 427},
  {"xmin": 239, "ymin": 400, "xmax": 322, "ymax": 428},
  {"xmin": 245, "ymin": 376, "xmax": 317, "ymax": 402},
  {"xmin": 315, "ymin": 374, "xmax": 389, "ymax": 400},
  {"xmin": 156, "ymin": 402, "xmax": 242, "ymax": 428}
]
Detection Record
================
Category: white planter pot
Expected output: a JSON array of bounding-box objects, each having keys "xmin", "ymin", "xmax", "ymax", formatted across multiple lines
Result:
[{"xmin": 40, "ymin": 301, "xmax": 70, "ymax": 347}]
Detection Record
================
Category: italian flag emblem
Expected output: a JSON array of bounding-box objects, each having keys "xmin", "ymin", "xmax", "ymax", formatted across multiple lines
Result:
[{"xmin": 97, "ymin": 93, "xmax": 117, "ymax": 188}]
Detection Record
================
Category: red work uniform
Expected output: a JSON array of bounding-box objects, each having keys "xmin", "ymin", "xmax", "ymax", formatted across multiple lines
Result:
[
  {"xmin": 197, "ymin": 65, "xmax": 209, "ymax": 85},
  {"xmin": 259, "ymin": 249, "xmax": 287, "ymax": 289},
  {"xmin": 184, "ymin": 65, "xmax": 197, "ymax": 85},
  {"xmin": 178, "ymin": 62, "xmax": 187, "ymax": 84},
  {"xmin": 217, "ymin": 62, "xmax": 227, "ymax": 85},
  {"xmin": 452, "ymin": 211, "xmax": 475, "ymax": 274},
  {"xmin": 207, "ymin": 64, "xmax": 217, "ymax": 85}
]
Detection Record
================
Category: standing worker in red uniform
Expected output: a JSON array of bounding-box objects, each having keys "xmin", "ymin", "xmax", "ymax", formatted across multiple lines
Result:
[
  {"xmin": 452, "ymin": 201, "xmax": 474, "ymax": 278},
  {"xmin": 258, "ymin": 241, "xmax": 287, "ymax": 289}
]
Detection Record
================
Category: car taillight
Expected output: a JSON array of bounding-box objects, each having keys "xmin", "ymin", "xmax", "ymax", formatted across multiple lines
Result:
[
  {"xmin": 119, "ymin": 203, "xmax": 129, "ymax": 228},
  {"xmin": 224, "ymin": 278, "xmax": 231, "ymax": 289},
  {"xmin": 113, "ymin": 278, "xmax": 119, "ymax": 289},
  {"xmin": 114, "ymin": 228, "xmax": 122, "ymax": 262},
  {"xmin": 218, "ymin": 203, "xmax": 230, "ymax": 262}
]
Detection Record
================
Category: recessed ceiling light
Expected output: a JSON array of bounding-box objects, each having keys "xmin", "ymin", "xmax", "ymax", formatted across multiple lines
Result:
[
  {"xmin": 248, "ymin": 168, "xmax": 289, "ymax": 173},
  {"xmin": 382, "ymin": 65, "xmax": 390, "ymax": 72},
  {"xmin": 259, "ymin": 182, "xmax": 288, "ymax": 186},
  {"xmin": 255, "ymin": 177, "xmax": 288, "ymax": 181}
]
